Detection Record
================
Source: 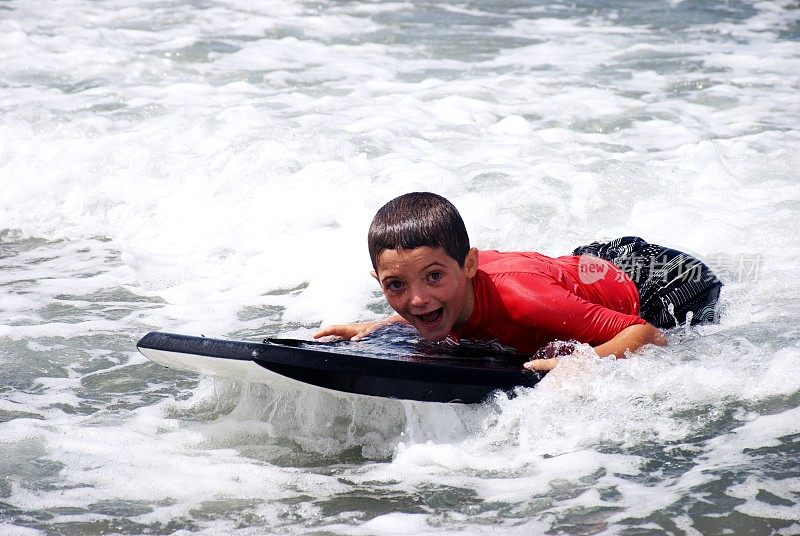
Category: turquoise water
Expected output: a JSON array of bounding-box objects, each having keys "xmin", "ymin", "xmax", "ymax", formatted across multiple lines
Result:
[{"xmin": 1, "ymin": 0, "xmax": 799, "ymax": 534}]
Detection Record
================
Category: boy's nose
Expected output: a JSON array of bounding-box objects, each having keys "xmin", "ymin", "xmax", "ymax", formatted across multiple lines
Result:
[{"xmin": 409, "ymin": 290, "xmax": 429, "ymax": 309}]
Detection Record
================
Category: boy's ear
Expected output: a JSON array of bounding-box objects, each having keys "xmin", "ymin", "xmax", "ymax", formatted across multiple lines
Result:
[
  {"xmin": 370, "ymin": 270, "xmax": 379, "ymax": 281},
  {"xmin": 464, "ymin": 248, "xmax": 479, "ymax": 278}
]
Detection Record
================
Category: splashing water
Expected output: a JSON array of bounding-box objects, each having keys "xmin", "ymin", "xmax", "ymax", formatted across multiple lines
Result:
[{"xmin": 1, "ymin": 0, "xmax": 799, "ymax": 534}]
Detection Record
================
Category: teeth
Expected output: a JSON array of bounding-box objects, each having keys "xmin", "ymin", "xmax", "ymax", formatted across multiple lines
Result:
[{"xmin": 420, "ymin": 310, "xmax": 440, "ymax": 323}]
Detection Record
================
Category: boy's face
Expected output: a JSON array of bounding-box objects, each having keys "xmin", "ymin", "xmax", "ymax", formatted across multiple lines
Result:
[{"xmin": 373, "ymin": 246, "xmax": 478, "ymax": 341}]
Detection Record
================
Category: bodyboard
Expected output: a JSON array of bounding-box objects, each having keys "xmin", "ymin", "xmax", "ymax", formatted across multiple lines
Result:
[{"xmin": 136, "ymin": 329, "xmax": 540, "ymax": 403}]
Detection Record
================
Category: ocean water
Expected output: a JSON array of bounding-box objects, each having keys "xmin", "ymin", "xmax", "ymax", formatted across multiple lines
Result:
[{"xmin": 1, "ymin": 0, "xmax": 800, "ymax": 534}]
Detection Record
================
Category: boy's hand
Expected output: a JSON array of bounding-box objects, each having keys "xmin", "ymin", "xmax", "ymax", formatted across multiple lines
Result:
[
  {"xmin": 524, "ymin": 340, "xmax": 578, "ymax": 372},
  {"xmin": 524, "ymin": 358, "xmax": 559, "ymax": 372},
  {"xmin": 524, "ymin": 324, "xmax": 667, "ymax": 372},
  {"xmin": 313, "ymin": 315, "xmax": 405, "ymax": 342},
  {"xmin": 313, "ymin": 321, "xmax": 379, "ymax": 341}
]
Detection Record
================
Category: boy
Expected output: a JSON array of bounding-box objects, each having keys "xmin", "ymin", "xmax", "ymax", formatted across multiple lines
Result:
[{"xmin": 314, "ymin": 192, "xmax": 722, "ymax": 372}]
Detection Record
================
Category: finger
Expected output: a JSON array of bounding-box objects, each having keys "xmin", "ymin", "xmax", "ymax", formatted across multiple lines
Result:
[
  {"xmin": 312, "ymin": 329, "xmax": 329, "ymax": 339},
  {"xmin": 359, "ymin": 325, "xmax": 381, "ymax": 338},
  {"xmin": 352, "ymin": 329, "xmax": 373, "ymax": 341},
  {"xmin": 524, "ymin": 358, "xmax": 559, "ymax": 372},
  {"xmin": 313, "ymin": 326, "xmax": 343, "ymax": 339}
]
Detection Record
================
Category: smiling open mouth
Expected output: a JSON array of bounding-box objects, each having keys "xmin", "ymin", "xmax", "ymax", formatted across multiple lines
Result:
[{"xmin": 416, "ymin": 308, "xmax": 443, "ymax": 325}]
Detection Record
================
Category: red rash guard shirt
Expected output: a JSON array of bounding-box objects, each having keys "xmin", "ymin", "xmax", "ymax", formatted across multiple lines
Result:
[{"xmin": 450, "ymin": 250, "xmax": 646, "ymax": 354}]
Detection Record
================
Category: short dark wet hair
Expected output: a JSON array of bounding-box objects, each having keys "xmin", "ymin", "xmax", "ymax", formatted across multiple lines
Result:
[{"xmin": 368, "ymin": 192, "xmax": 470, "ymax": 271}]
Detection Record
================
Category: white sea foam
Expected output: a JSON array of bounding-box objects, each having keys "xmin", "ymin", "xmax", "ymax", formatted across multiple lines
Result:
[{"xmin": 1, "ymin": 0, "xmax": 799, "ymax": 533}]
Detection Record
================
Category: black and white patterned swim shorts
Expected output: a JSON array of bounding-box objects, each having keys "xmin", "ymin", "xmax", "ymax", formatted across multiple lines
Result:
[{"xmin": 572, "ymin": 236, "xmax": 723, "ymax": 329}]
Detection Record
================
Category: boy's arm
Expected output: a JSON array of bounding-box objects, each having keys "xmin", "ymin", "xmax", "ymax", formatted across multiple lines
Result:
[
  {"xmin": 313, "ymin": 314, "xmax": 407, "ymax": 341},
  {"xmin": 593, "ymin": 322, "xmax": 667, "ymax": 358},
  {"xmin": 524, "ymin": 323, "xmax": 666, "ymax": 372}
]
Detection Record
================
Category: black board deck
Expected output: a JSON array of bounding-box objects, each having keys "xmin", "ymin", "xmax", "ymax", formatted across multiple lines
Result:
[{"xmin": 136, "ymin": 329, "xmax": 541, "ymax": 404}]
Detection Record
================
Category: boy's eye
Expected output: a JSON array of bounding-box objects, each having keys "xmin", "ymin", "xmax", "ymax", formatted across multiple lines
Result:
[
  {"xmin": 427, "ymin": 271, "xmax": 443, "ymax": 283},
  {"xmin": 385, "ymin": 280, "xmax": 404, "ymax": 292}
]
